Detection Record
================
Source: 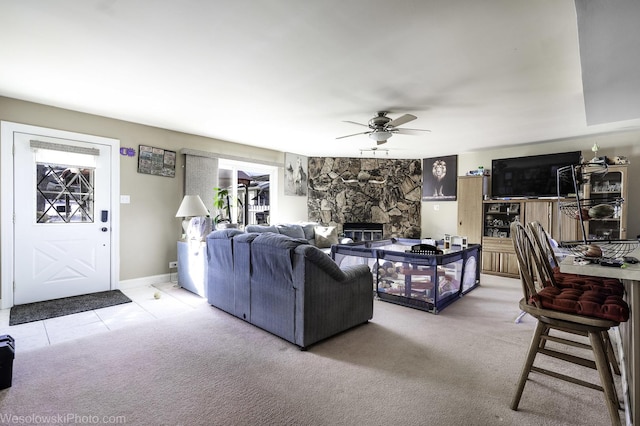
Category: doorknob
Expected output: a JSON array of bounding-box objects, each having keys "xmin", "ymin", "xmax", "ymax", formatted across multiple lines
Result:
[{"xmin": 101, "ymin": 227, "xmax": 108, "ymax": 232}]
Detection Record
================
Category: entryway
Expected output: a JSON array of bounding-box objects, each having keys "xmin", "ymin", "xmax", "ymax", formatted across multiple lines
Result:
[{"xmin": 1, "ymin": 122, "xmax": 120, "ymax": 308}]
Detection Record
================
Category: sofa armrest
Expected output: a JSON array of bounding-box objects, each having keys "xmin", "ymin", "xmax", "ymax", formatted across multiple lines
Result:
[
  {"xmin": 294, "ymin": 245, "xmax": 344, "ymax": 281},
  {"xmin": 293, "ymin": 245, "xmax": 373, "ymax": 348},
  {"xmin": 294, "ymin": 245, "xmax": 370, "ymax": 282},
  {"xmin": 341, "ymin": 264, "xmax": 372, "ymax": 281}
]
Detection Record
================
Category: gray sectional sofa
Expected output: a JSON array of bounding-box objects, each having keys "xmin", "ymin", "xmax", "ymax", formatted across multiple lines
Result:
[{"xmin": 206, "ymin": 229, "xmax": 373, "ymax": 349}]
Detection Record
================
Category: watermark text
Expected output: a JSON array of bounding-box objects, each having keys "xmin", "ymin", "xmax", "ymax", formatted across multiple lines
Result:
[{"xmin": 0, "ymin": 412, "xmax": 126, "ymax": 424}]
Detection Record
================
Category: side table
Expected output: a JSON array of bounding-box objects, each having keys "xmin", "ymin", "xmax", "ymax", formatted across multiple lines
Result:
[{"xmin": 177, "ymin": 240, "xmax": 208, "ymax": 298}]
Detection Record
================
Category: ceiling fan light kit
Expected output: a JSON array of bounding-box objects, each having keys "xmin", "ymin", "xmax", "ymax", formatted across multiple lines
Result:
[
  {"xmin": 360, "ymin": 147, "xmax": 389, "ymax": 156},
  {"xmin": 337, "ymin": 111, "xmax": 429, "ymax": 146},
  {"xmin": 369, "ymin": 131, "xmax": 392, "ymax": 142}
]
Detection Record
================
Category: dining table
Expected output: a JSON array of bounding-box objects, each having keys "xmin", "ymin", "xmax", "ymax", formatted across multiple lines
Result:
[{"xmin": 560, "ymin": 248, "xmax": 640, "ymax": 426}]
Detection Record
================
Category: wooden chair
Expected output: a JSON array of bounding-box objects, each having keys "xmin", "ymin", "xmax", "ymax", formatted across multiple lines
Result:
[
  {"xmin": 510, "ymin": 221, "xmax": 625, "ymax": 426},
  {"xmin": 526, "ymin": 220, "xmax": 562, "ymax": 268},
  {"xmin": 526, "ymin": 221, "xmax": 624, "ymax": 297},
  {"xmin": 514, "ymin": 221, "xmax": 561, "ymax": 323},
  {"xmin": 526, "ymin": 221, "xmax": 623, "ymax": 375}
]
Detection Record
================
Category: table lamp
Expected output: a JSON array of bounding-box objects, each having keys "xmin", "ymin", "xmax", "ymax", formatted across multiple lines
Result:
[{"xmin": 175, "ymin": 195, "xmax": 209, "ymax": 238}]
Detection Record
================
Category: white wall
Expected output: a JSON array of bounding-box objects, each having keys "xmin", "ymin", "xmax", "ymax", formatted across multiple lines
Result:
[
  {"xmin": 3, "ymin": 96, "xmax": 638, "ymax": 282},
  {"xmin": 275, "ymin": 167, "xmax": 310, "ymax": 223},
  {"xmin": 422, "ymin": 130, "xmax": 640, "ymax": 241}
]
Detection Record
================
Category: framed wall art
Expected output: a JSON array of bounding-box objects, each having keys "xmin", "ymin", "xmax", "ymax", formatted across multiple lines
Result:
[
  {"xmin": 138, "ymin": 145, "xmax": 176, "ymax": 178},
  {"xmin": 284, "ymin": 152, "xmax": 308, "ymax": 196},
  {"xmin": 422, "ymin": 155, "xmax": 458, "ymax": 201}
]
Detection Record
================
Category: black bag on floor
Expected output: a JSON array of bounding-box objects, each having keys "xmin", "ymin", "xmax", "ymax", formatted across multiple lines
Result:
[{"xmin": 0, "ymin": 335, "xmax": 15, "ymax": 389}]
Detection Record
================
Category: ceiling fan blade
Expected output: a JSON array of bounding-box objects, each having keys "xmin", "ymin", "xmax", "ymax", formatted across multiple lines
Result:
[
  {"xmin": 395, "ymin": 128, "xmax": 431, "ymax": 135},
  {"xmin": 336, "ymin": 131, "xmax": 371, "ymax": 140},
  {"xmin": 343, "ymin": 120, "xmax": 370, "ymax": 128},
  {"xmin": 388, "ymin": 113, "xmax": 417, "ymax": 128}
]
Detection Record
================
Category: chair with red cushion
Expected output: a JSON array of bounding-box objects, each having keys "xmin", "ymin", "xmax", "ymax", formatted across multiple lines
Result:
[
  {"xmin": 525, "ymin": 221, "xmax": 624, "ymax": 373},
  {"xmin": 527, "ymin": 221, "xmax": 625, "ymax": 297},
  {"xmin": 510, "ymin": 221, "xmax": 626, "ymax": 426}
]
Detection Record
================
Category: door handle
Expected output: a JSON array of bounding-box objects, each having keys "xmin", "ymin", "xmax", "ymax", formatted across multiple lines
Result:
[
  {"xmin": 101, "ymin": 210, "xmax": 108, "ymax": 222},
  {"xmin": 101, "ymin": 227, "xmax": 108, "ymax": 232}
]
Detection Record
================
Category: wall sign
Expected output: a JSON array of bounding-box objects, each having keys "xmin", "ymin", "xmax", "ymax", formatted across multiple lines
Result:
[{"xmin": 120, "ymin": 147, "xmax": 136, "ymax": 157}]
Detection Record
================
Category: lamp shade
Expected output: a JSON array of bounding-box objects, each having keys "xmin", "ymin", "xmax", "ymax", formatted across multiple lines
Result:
[{"xmin": 176, "ymin": 195, "xmax": 209, "ymax": 217}]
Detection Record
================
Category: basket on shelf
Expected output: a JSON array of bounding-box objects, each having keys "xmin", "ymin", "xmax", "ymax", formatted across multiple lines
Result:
[
  {"xmin": 558, "ymin": 197, "xmax": 624, "ymax": 222},
  {"xmin": 556, "ymin": 163, "xmax": 639, "ymax": 260},
  {"xmin": 558, "ymin": 239, "xmax": 638, "ymax": 259}
]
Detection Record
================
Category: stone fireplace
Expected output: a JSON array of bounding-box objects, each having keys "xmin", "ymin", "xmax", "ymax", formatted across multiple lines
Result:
[{"xmin": 307, "ymin": 157, "xmax": 422, "ymax": 239}]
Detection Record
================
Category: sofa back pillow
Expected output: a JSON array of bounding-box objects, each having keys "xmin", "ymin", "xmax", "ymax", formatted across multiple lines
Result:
[
  {"xmin": 275, "ymin": 224, "xmax": 306, "ymax": 240},
  {"xmin": 299, "ymin": 222, "xmax": 318, "ymax": 241},
  {"xmin": 207, "ymin": 228, "xmax": 245, "ymax": 241},
  {"xmin": 250, "ymin": 233, "xmax": 308, "ymax": 288},
  {"xmin": 245, "ymin": 224, "xmax": 278, "ymax": 234},
  {"xmin": 314, "ymin": 225, "xmax": 339, "ymax": 248}
]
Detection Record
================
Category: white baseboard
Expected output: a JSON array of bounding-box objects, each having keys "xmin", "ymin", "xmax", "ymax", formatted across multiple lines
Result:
[
  {"xmin": 118, "ymin": 273, "xmax": 172, "ymax": 290},
  {"xmin": 0, "ymin": 274, "xmax": 174, "ymax": 310}
]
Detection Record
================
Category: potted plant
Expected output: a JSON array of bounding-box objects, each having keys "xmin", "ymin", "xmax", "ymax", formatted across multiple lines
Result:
[
  {"xmin": 215, "ymin": 186, "xmax": 246, "ymax": 230},
  {"xmin": 213, "ymin": 187, "xmax": 231, "ymax": 228}
]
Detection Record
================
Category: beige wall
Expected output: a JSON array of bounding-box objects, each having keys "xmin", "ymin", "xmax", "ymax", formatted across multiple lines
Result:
[
  {"xmin": 0, "ymin": 96, "xmax": 297, "ymax": 282},
  {"xmin": 3, "ymin": 96, "xmax": 638, "ymax": 284},
  {"xmin": 422, "ymin": 132, "xmax": 640, "ymax": 240}
]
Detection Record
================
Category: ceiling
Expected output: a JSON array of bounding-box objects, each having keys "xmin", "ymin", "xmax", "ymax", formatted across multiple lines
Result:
[{"xmin": 2, "ymin": 0, "xmax": 640, "ymax": 158}]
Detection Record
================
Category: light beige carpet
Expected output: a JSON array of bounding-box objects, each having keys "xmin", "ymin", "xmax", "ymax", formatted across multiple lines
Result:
[{"xmin": 0, "ymin": 275, "xmax": 623, "ymax": 425}]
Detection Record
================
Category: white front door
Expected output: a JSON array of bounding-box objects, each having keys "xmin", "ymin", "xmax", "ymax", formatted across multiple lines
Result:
[{"xmin": 12, "ymin": 131, "xmax": 112, "ymax": 304}]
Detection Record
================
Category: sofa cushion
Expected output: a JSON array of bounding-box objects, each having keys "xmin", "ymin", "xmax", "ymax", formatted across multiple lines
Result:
[
  {"xmin": 299, "ymin": 222, "xmax": 318, "ymax": 241},
  {"xmin": 206, "ymin": 228, "xmax": 244, "ymax": 240},
  {"xmin": 314, "ymin": 225, "xmax": 338, "ymax": 248},
  {"xmin": 206, "ymin": 229, "xmax": 245, "ymax": 314},
  {"xmin": 531, "ymin": 286, "xmax": 629, "ymax": 322},
  {"xmin": 252, "ymin": 232, "xmax": 308, "ymax": 249},
  {"xmin": 275, "ymin": 224, "xmax": 306, "ymax": 240},
  {"xmin": 245, "ymin": 224, "xmax": 278, "ymax": 234}
]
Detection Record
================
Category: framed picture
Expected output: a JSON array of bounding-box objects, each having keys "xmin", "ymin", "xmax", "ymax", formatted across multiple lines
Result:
[
  {"xmin": 284, "ymin": 152, "xmax": 308, "ymax": 196},
  {"xmin": 138, "ymin": 145, "xmax": 176, "ymax": 178},
  {"xmin": 488, "ymin": 204, "xmax": 501, "ymax": 213},
  {"xmin": 508, "ymin": 203, "xmax": 520, "ymax": 214},
  {"xmin": 422, "ymin": 155, "xmax": 458, "ymax": 201}
]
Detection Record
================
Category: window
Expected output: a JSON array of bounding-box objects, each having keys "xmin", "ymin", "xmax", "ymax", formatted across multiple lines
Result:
[
  {"xmin": 33, "ymin": 144, "xmax": 97, "ymax": 224},
  {"xmin": 217, "ymin": 159, "xmax": 277, "ymax": 227}
]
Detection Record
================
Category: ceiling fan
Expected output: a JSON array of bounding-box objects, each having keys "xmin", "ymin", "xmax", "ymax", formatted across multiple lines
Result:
[{"xmin": 336, "ymin": 111, "xmax": 430, "ymax": 145}]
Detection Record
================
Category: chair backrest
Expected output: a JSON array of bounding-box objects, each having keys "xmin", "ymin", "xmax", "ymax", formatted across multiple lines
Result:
[
  {"xmin": 510, "ymin": 221, "xmax": 548, "ymax": 308},
  {"xmin": 527, "ymin": 221, "xmax": 561, "ymax": 268},
  {"xmin": 526, "ymin": 221, "xmax": 559, "ymax": 288}
]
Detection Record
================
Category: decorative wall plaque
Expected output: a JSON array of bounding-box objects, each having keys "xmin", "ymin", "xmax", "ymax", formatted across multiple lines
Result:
[{"xmin": 137, "ymin": 145, "xmax": 176, "ymax": 178}]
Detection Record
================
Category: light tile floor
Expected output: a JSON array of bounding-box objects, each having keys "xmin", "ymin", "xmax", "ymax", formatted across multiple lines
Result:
[{"xmin": 0, "ymin": 282, "xmax": 209, "ymax": 353}]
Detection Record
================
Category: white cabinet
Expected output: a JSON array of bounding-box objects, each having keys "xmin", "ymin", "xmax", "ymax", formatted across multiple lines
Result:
[{"xmin": 177, "ymin": 240, "xmax": 207, "ymax": 298}]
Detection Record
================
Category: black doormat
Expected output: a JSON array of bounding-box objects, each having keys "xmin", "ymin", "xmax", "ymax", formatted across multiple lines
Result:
[{"xmin": 9, "ymin": 290, "xmax": 132, "ymax": 326}]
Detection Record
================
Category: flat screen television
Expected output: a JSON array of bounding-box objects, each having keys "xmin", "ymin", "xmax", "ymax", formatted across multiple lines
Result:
[{"xmin": 491, "ymin": 151, "xmax": 582, "ymax": 198}]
